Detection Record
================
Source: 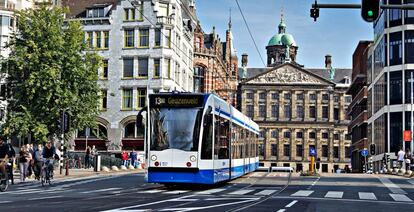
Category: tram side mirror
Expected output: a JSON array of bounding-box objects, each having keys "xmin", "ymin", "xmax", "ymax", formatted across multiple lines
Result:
[{"xmin": 136, "ymin": 114, "xmax": 143, "ymax": 128}]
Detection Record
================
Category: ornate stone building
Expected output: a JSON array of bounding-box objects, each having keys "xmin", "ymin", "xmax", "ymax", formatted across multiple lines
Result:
[
  {"xmin": 238, "ymin": 16, "xmax": 352, "ymax": 172},
  {"xmin": 193, "ymin": 17, "xmax": 238, "ymax": 105}
]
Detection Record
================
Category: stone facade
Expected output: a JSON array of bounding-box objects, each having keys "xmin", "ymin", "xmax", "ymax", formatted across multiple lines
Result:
[{"xmin": 238, "ymin": 62, "xmax": 352, "ymax": 173}]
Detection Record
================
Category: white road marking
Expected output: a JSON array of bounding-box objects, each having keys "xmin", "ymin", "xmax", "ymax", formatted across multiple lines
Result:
[
  {"xmin": 408, "ymin": 180, "xmax": 414, "ymax": 185},
  {"xmin": 140, "ymin": 189, "xmax": 166, "ymax": 193},
  {"xmin": 324, "ymin": 191, "xmax": 343, "ymax": 199},
  {"xmin": 228, "ymin": 189, "xmax": 254, "ymax": 195},
  {"xmin": 81, "ymin": 187, "xmax": 121, "ymax": 194},
  {"xmin": 0, "ymin": 201, "xmax": 12, "ymax": 204},
  {"xmin": 377, "ymin": 177, "xmax": 407, "ymax": 194},
  {"xmin": 285, "ymin": 200, "xmax": 298, "ymax": 208},
  {"xmin": 29, "ymin": 196, "xmax": 63, "ymax": 201},
  {"xmin": 291, "ymin": 190, "xmax": 314, "ymax": 197},
  {"xmin": 358, "ymin": 192, "xmax": 377, "ymax": 200},
  {"xmin": 276, "ymin": 209, "xmax": 286, "ymax": 212},
  {"xmin": 163, "ymin": 190, "xmax": 189, "ymax": 194},
  {"xmin": 254, "ymin": 189, "xmax": 277, "ymax": 196},
  {"xmin": 196, "ymin": 188, "xmax": 225, "ymax": 194},
  {"xmin": 389, "ymin": 194, "xmax": 413, "ymax": 202}
]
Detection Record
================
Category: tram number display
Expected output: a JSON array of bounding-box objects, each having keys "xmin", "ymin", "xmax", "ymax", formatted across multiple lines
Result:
[{"xmin": 150, "ymin": 95, "xmax": 204, "ymax": 108}]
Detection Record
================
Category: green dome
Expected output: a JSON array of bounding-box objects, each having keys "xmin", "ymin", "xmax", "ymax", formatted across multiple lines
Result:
[
  {"xmin": 281, "ymin": 34, "xmax": 296, "ymax": 46},
  {"xmin": 268, "ymin": 34, "xmax": 283, "ymax": 46}
]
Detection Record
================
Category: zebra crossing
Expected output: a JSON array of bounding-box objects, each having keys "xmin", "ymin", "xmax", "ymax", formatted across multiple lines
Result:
[
  {"xmin": 289, "ymin": 189, "xmax": 413, "ymax": 202},
  {"xmin": 138, "ymin": 187, "xmax": 279, "ymax": 196}
]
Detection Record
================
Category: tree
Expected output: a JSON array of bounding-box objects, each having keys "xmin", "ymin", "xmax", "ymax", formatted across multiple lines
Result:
[{"xmin": 0, "ymin": 6, "xmax": 101, "ymax": 143}]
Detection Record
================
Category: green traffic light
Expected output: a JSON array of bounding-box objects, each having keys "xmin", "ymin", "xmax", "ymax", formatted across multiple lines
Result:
[{"xmin": 368, "ymin": 10, "xmax": 373, "ymax": 17}]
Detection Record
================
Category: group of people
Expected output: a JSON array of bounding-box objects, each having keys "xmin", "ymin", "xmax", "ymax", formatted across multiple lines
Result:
[
  {"xmin": 121, "ymin": 149, "xmax": 140, "ymax": 168},
  {"xmin": 84, "ymin": 145, "xmax": 97, "ymax": 169},
  {"xmin": 397, "ymin": 148, "xmax": 413, "ymax": 171},
  {"xmin": 0, "ymin": 137, "xmax": 59, "ymax": 184}
]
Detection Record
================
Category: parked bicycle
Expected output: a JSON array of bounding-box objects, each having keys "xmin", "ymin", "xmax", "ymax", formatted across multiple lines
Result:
[{"xmin": 41, "ymin": 159, "xmax": 54, "ymax": 186}]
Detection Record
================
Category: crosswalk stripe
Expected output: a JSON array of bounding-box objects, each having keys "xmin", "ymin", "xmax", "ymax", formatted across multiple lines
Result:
[
  {"xmin": 358, "ymin": 192, "xmax": 377, "ymax": 200},
  {"xmin": 228, "ymin": 189, "xmax": 255, "ymax": 195},
  {"xmin": 140, "ymin": 189, "xmax": 166, "ymax": 193},
  {"xmin": 196, "ymin": 188, "xmax": 226, "ymax": 194},
  {"xmin": 408, "ymin": 180, "xmax": 414, "ymax": 185},
  {"xmin": 254, "ymin": 189, "xmax": 278, "ymax": 196},
  {"xmin": 389, "ymin": 194, "xmax": 413, "ymax": 202},
  {"xmin": 291, "ymin": 190, "xmax": 314, "ymax": 197},
  {"xmin": 163, "ymin": 190, "xmax": 189, "ymax": 194},
  {"xmin": 81, "ymin": 188, "xmax": 121, "ymax": 194},
  {"xmin": 324, "ymin": 191, "xmax": 343, "ymax": 199}
]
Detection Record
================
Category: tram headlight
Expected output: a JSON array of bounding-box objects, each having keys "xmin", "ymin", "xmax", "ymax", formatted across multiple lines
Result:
[
  {"xmin": 151, "ymin": 155, "xmax": 157, "ymax": 161},
  {"xmin": 190, "ymin": 155, "xmax": 197, "ymax": 162}
]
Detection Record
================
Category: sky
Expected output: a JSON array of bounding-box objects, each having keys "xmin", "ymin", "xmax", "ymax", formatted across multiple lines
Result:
[{"xmin": 195, "ymin": 0, "xmax": 373, "ymax": 68}]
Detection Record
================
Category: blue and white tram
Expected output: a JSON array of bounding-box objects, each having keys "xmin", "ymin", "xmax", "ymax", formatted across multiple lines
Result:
[{"xmin": 139, "ymin": 92, "xmax": 260, "ymax": 185}]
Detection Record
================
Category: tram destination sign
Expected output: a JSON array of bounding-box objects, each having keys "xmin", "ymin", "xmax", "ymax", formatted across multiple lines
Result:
[{"xmin": 150, "ymin": 94, "xmax": 204, "ymax": 108}]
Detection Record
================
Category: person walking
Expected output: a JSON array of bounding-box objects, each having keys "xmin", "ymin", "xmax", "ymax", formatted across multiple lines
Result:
[
  {"xmin": 121, "ymin": 150, "xmax": 129, "ymax": 167},
  {"xmin": 85, "ymin": 146, "xmax": 91, "ymax": 169},
  {"xmin": 19, "ymin": 146, "xmax": 32, "ymax": 183},
  {"xmin": 33, "ymin": 144, "xmax": 43, "ymax": 180},
  {"xmin": 405, "ymin": 148, "xmax": 412, "ymax": 172},
  {"xmin": 7, "ymin": 141, "xmax": 15, "ymax": 184},
  {"xmin": 91, "ymin": 145, "xmax": 97, "ymax": 168},
  {"xmin": 27, "ymin": 144, "xmax": 34, "ymax": 178},
  {"xmin": 130, "ymin": 149, "xmax": 137, "ymax": 168},
  {"xmin": 397, "ymin": 148, "xmax": 405, "ymax": 170}
]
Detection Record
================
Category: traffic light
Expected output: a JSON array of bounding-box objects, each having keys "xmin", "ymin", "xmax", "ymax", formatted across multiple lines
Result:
[
  {"xmin": 310, "ymin": 7, "xmax": 319, "ymax": 22},
  {"xmin": 361, "ymin": 0, "xmax": 380, "ymax": 22},
  {"xmin": 63, "ymin": 112, "xmax": 70, "ymax": 133},
  {"xmin": 370, "ymin": 144, "xmax": 376, "ymax": 155}
]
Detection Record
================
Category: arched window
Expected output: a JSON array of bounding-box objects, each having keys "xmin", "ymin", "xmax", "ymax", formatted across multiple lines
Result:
[
  {"xmin": 194, "ymin": 66, "xmax": 204, "ymax": 93},
  {"xmin": 77, "ymin": 124, "xmax": 108, "ymax": 140},
  {"xmin": 123, "ymin": 122, "xmax": 144, "ymax": 138}
]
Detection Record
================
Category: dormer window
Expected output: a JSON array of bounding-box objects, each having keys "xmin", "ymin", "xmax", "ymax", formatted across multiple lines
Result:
[
  {"xmin": 87, "ymin": 8, "xmax": 105, "ymax": 18},
  {"xmin": 158, "ymin": 3, "xmax": 169, "ymax": 17}
]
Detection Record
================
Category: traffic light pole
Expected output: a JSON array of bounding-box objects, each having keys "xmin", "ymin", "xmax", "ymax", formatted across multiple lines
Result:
[{"xmin": 312, "ymin": 3, "xmax": 414, "ymax": 10}]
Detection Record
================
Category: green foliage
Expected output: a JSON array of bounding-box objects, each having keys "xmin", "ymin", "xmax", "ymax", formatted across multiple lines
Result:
[{"xmin": 0, "ymin": 6, "xmax": 101, "ymax": 142}]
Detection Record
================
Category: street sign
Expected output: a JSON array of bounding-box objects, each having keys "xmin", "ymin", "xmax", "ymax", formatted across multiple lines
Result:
[
  {"xmin": 404, "ymin": 130, "xmax": 411, "ymax": 141},
  {"xmin": 310, "ymin": 148, "xmax": 316, "ymax": 156},
  {"xmin": 361, "ymin": 149, "xmax": 368, "ymax": 157},
  {"xmin": 85, "ymin": 127, "xmax": 90, "ymax": 137}
]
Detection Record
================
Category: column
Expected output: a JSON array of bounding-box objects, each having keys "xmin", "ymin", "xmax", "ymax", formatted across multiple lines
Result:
[
  {"xmin": 329, "ymin": 92, "xmax": 334, "ymax": 121},
  {"xmin": 266, "ymin": 89, "xmax": 272, "ymax": 120},
  {"xmin": 292, "ymin": 91, "xmax": 297, "ymax": 119},
  {"xmin": 303, "ymin": 128, "xmax": 309, "ymax": 161},
  {"xmin": 254, "ymin": 90, "xmax": 259, "ymax": 118},
  {"xmin": 279, "ymin": 92, "xmax": 284, "ymax": 119},
  {"xmin": 304, "ymin": 90, "xmax": 310, "ymax": 120},
  {"xmin": 317, "ymin": 91, "xmax": 322, "ymax": 120},
  {"xmin": 290, "ymin": 128, "xmax": 296, "ymax": 162},
  {"xmin": 278, "ymin": 129, "xmax": 284, "ymax": 161},
  {"xmin": 339, "ymin": 130, "xmax": 345, "ymax": 162},
  {"xmin": 328, "ymin": 129, "xmax": 334, "ymax": 162}
]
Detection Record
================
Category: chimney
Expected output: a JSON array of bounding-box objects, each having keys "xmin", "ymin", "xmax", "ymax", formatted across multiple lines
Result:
[
  {"xmin": 242, "ymin": 53, "xmax": 248, "ymax": 67},
  {"xmin": 325, "ymin": 54, "xmax": 332, "ymax": 69}
]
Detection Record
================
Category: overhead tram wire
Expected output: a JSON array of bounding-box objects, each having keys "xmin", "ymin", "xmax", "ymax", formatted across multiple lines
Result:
[
  {"xmin": 127, "ymin": 0, "xmax": 194, "ymax": 64},
  {"xmin": 234, "ymin": 0, "xmax": 266, "ymax": 67}
]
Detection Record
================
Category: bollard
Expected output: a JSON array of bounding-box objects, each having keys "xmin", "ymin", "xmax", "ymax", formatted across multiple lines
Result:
[{"xmin": 65, "ymin": 159, "xmax": 69, "ymax": 176}]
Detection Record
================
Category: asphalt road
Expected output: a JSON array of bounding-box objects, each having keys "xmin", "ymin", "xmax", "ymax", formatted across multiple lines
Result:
[{"xmin": 0, "ymin": 172, "xmax": 413, "ymax": 211}]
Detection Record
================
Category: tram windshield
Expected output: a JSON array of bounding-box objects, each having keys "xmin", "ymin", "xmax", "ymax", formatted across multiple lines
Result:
[{"xmin": 150, "ymin": 108, "xmax": 202, "ymax": 151}]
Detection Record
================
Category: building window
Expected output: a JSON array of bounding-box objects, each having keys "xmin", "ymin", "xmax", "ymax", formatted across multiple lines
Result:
[
  {"xmin": 390, "ymin": 71, "xmax": 402, "ymax": 105},
  {"xmin": 309, "ymin": 93, "xmax": 316, "ymax": 101},
  {"xmin": 259, "ymin": 130, "xmax": 265, "ymax": 139},
  {"xmin": 334, "ymin": 108, "xmax": 339, "ymax": 120},
  {"xmin": 284, "ymin": 144, "xmax": 290, "ymax": 157},
  {"xmin": 101, "ymin": 60, "xmax": 108, "ymax": 79},
  {"xmin": 296, "ymin": 145, "xmax": 303, "ymax": 157},
  {"xmin": 405, "ymin": 30, "xmax": 414, "ymax": 63},
  {"xmin": 334, "ymin": 133, "xmax": 339, "ymax": 140},
  {"xmin": 259, "ymin": 143, "xmax": 264, "ymax": 156},
  {"xmin": 137, "ymin": 88, "xmax": 146, "ymax": 108},
  {"xmin": 284, "ymin": 93, "xmax": 291, "ymax": 100},
  {"xmin": 334, "ymin": 96, "xmax": 339, "ymax": 102},
  {"xmin": 259, "ymin": 92, "xmax": 266, "ymax": 100},
  {"xmin": 124, "ymin": 122, "xmax": 144, "ymax": 138},
  {"xmin": 322, "ymin": 145, "xmax": 328, "ymax": 157},
  {"xmin": 165, "ymin": 29, "xmax": 171, "ymax": 48},
  {"xmin": 271, "ymin": 130, "xmax": 278, "ymax": 139},
  {"xmin": 154, "ymin": 59, "xmax": 161, "ymax": 78},
  {"xmin": 139, "ymin": 29, "xmax": 149, "ymax": 47},
  {"xmin": 86, "ymin": 31, "xmax": 93, "ymax": 48},
  {"xmin": 247, "ymin": 92, "xmax": 254, "ymax": 100},
  {"xmin": 297, "ymin": 93, "xmax": 304, "ymax": 101},
  {"xmin": 87, "ymin": 8, "xmax": 105, "ymax": 18},
  {"xmin": 247, "ymin": 105, "xmax": 254, "ymax": 118},
  {"xmin": 164, "ymin": 59, "xmax": 171, "ymax": 78},
  {"xmin": 322, "ymin": 132, "xmax": 329, "ymax": 139},
  {"xmin": 103, "ymin": 31, "xmax": 109, "ymax": 49},
  {"xmin": 322, "ymin": 94, "xmax": 329, "ymax": 101},
  {"xmin": 271, "ymin": 104, "xmax": 279, "ymax": 118},
  {"xmin": 284, "ymin": 131, "xmax": 291, "ymax": 139},
  {"xmin": 138, "ymin": 58, "xmax": 148, "ymax": 77},
  {"xmin": 272, "ymin": 92, "xmax": 279, "ymax": 100},
  {"xmin": 333, "ymin": 146, "xmax": 339, "ymax": 158},
  {"xmin": 155, "ymin": 28, "xmax": 161, "ymax": 47},
  {"xmin": 123, "ymin": 58, "xmax": 134, "ymax": 78},
  {"xmin": 136, "ymin": 2, "xmax": 143, "ymax": 20},
  {"xmin": 95, "ymin": 31, "xmax": 101, "ymax": 48},
  {"xmin": 271, "ymin": 144, "xmax": 277, "ymax": 156},
  {"xmin": 390, "ymin": 31, "xmax": 402, "ymax": 65},
  {"xmin": 194, "ymin": 66, "xmax": 204, "ymax": 93},
  {"xmin": 259, "ymin": 105, "xmax": 266, "ymax": 117},
  {"xmin": 322, "ymin": 106, "xmax": 329, "ymax": 119},
  {"xmin": 297, "ymin": 105, "xmax": 304, "ymax": 119},
  {"xmin": 345, "ymin": 96, "xmax": 352, "ymax": 103},
  {"xmin": 100, "ymin": 90, "xmax": 107, "ymax": 110},
  {"xmin": 124, "ymin": 29, "xmax": 134, "ymax": 48},
  {"xmin": 309, "ymin": 132, "xmax": 316, "ymax": 139},
  {"xmin": 309, "ymin": 106, "xmax": 316, "ymax": 118},
  {"xmin": 122, "ymin": 89, "xmax": 133, "ymax": 110},
  {"xmin": 296, "ymin": 131, "xmax": 303, "ymax": 139},
  {"xmin": 345, "ymin": 134, "xmax": 352, "ymax": 140},
  {"xmin": 284, "ymin": 105, "xmax": 291, "ymax": 119},
  {"xmin": 124, "ymin": 8, "xmax": 135, "ymax": 21},
  {"xmin": 345, "ymin": 146, "xmax": 350, "ymax": 158}
]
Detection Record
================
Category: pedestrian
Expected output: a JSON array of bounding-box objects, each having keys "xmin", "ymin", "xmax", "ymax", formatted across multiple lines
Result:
[
  {"xmin": 7, "ymin": 141, "xmax": 15, "ymax": 185},
  {"xmin": 19, "ymin": 146, "xmax": 32, "ymax": 183},
  {"xmin": 121, "ymin": 150, "xmax": 129, "ymax": 167},
  {"xmin": 91, "ymin": 145, "xmax": 97, "ymax": 168},
  {"xmin": 397, "ymin": 147, "xmax": 405, "ymax": 169},
  {"xmin": 130, "ymin": 149, "xmax": 137, "ymax": 168},
  {"xmin": 33, "ymin": 144, "xmax": 43, "ymax": 180},
  {"xmin": 85, "ymin": 146, "xmax": 91, "ymax": 169},
  {"xmin": 27, "ymin": 143, "xmax": 34, "ymax": 178},
  {"xmin": 405, "ymin": 148, "xmax": 412, "ymax": 172}
]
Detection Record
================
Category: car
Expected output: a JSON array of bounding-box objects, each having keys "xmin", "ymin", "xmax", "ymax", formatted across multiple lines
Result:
[{"xmin": 336, "ymin": 169, "xmax": 346, "ymax": 173}]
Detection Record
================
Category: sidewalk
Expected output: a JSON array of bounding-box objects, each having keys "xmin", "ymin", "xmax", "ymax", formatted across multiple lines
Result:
[{"xmin": 12, "ymin": 167, "xmax": 144, "ymax": 184}]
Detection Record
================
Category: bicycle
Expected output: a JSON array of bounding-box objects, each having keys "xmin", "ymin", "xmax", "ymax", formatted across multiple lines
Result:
[
  {"xmin": 41, "ymin": 159, "xmax": 53, "ymax": 186},
  {"xmin": 0, "ymin": 162, "xmax": 10, "ymax": 192}
]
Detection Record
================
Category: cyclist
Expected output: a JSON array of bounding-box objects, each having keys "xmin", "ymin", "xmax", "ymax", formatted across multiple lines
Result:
[
  {"xmin": 0, "ymin": 137, "xmax": 10, "ymax": 181},
  {"xmin": 42, "ymin": 140, "xmax": 59, "ymax": 178}
]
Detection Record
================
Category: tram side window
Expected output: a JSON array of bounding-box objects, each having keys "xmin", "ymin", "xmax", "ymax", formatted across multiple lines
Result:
[
  {"xmin": 214, "ymin": 115, "xmax": 230, "ymax": 159},
  {"xmin": 201, "ymin": 107, "xmax": 213, "ymax": 159}
]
